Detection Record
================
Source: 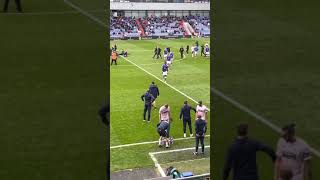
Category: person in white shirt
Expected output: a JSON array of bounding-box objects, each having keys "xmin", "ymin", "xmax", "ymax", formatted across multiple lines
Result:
[
  {"xmin": 196, "ymin": 101, "xmax": 209, "ymax": 122},
  {"xmin": 274, "ymin": 124, "xmax": 312, "ymax": 180},
  {"xmin": 159, "ymin": 104, "xmax": 172, "ymax": 137}
]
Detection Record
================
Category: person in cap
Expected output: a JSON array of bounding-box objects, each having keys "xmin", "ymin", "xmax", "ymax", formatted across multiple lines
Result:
[{"xmin": 274, "ymin": 123, "xmax": 312, "ymax": 180}]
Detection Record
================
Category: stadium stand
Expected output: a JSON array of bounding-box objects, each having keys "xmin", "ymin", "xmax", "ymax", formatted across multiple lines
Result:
[{"xmin": 110, "ymin": 15, "xmax": 210, "ymax": 39}]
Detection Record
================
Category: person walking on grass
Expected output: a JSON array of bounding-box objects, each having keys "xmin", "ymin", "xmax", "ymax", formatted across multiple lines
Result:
[
  {"xmin": 180, "ymin": 101, "xmax": 196, "ymax": 138},
  {"xmin": 193, "ymin": 114, "xmax": 207, "ymax": 155}
]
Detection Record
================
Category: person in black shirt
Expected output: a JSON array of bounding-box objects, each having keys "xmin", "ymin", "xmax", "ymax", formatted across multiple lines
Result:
[
  {"xmin": 157, "ymin": 47, "xmax": 162, "ymax": 59},
  {"xmin": 179, "ymin": 46, "xmax": 184, "ymax": 59},
  {"xmin": 223, "ymin": 123, "xmax": 276, "ymax": 180},
  {"xmin": 193, "ymin": 114, "xmax": 207, "ymax": 155},
  {"xmin": 3, "ymin": 0, "xmax": 22, "ymax": 12},
  {"xmin": 200, "ymin": 44, "xmax": 205, "ymax": 56},
  {"xmin": 141, "ymin": 90, "xmax": 155, "ymax": 122},
  {"xmin": 186, "ymin": 45, "xmax": 189, "ymax": 54},
  {"xmin": 179, "ymin": 101, "xmax": 196, "ymax": 138},
  {"xmin": 149, "ymin": 81, "xmax": 160, "ymax": 109},
  {"xmin": 153, "ymin": 46, "xmax": 158, "ymax": 59}
]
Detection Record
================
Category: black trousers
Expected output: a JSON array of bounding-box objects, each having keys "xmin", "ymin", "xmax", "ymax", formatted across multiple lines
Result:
[
  {"xmin": 180, "ymin": 53, "xmax": 183, "ymax": 59},
  {"xmin": 183, "ymin": 118, "xmax": 192, "ymax": 134},
  {"xmin": 153, "ymin": 52, "xmax": 157, "ymax": 58},
  {"xmin": 143, "ymin": 104, "xmax": 151, "ymax": 121},
  {"xmin": 111, "ymin": 59, "xmax": 117, "ymax": 65},
  {"xmin": 157, "ymin": 53, "xmax": 162, "ymax": 59},
  {"xmin": 195, "ymin": 135, "xmax": 205, "ymax": 153},
  {"xmin": 3, "ymin": 0, "xmax": 22, "ymax": 12}
]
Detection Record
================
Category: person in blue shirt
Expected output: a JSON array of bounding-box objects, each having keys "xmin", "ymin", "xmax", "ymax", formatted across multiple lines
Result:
[{"xmin": 162, "ymin": 61, "xmax": 169, "ymax": 82}]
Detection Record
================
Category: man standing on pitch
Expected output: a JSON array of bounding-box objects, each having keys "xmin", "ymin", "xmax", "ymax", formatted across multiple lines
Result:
[
  {"xmin": 141, "ymin": 90, "xmax": 154, "ymax": 123},
  {"xmin": 193, "ymin": 114, "xmax": 207, "ymax": 155},
  {"xmin": 149, "ymin": 81, "xmax": 160, "ymax": 109},
  {"xmin": 3, "ymin": 0, "xmax": 22, "ymax": 12},
  {"xmin": 111, "ymin": 51, "xmax": 118, "ymax": 65},
  {"xmin": 180, "ymin": 101, "xmax": 196, "ymax": 138},
  {"xmin": 179, "ymin": 46, "xmax": 184, "ymax": 59},
  {"xmin": 274, "ymin": 123, "xmax": 312, "ymax": 180},
  {"xmin": 159, "ymin": 104, "xmax": 171, "ymax": 137},
  {"xmin": 223, "ymin": 123, "xmax": 276, "ymax": 180},
  {"xmin": 153, "ymin": 46, "xmax": 158, "ymax": 59}
]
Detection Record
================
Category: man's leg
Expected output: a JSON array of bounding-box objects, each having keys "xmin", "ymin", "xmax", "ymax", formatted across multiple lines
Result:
[
  {"xmin": 143, "ymin": 105, "xmax": 147, "ymax": 121},
  {"xmin": 3, "ymin": 0, "xmax": 9, "ymax": 12},
  {"xmin": 166, "ymin": 123, "xmax": 170, "ymax": 138},
  {"xmin": 115, "ymin": 60, "xmax": 117, "ymax": 65},
  {"xmin": 187, "ymin": 119, "xmax": 193, "ymax": 136},
  {"xmin": 200, "ymin": 136, "xmax": 205, "ymax": 153},
  {"xmin": 194, "ymin": 136, "xmax": 199, "ymax": 154},
  {"xmin": 183, "ymin": 120, "xmax": 187, "ymax": 137},
  {"xmin": 15, "ymin": 0, "xmax": 22, "ymax": 12},
  {"xmin": 147, "ymin": 105, "xmax": 151, "ymax": 122}
]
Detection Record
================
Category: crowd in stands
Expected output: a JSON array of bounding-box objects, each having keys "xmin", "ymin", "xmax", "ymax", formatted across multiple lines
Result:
[
  {"xmin": 183, "ymin": 15, "xmax": 210, "ymax": 36},
  {"xmin": 140, "ymin": 16, "xmax": 185, "ymax": 36},
  {"xmin": 110, "ymin": 15, "xmax": 210, "ymax": 38},
  {"xmin": 110, "ymin": 16, "xmax": 140, "ymax": 38}
]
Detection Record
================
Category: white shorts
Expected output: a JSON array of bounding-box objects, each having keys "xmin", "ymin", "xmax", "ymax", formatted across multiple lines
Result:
[
  {"xmin": 162, "ymin": 71, "xmax": 168, "ymax": 76},
  {"xmin": 164, "ymin": 54, "xmax": 168, "ymax": 58},
  {"xmin": 166, "ymin": 61, "xmax": 171, "ymax": 65}
]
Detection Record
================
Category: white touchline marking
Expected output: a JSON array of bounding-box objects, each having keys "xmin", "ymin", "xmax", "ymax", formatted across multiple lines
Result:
[
  {"xmin": 64, "ymin": 0, "xmax": 107, "ymax": 28},
  {"xmin": 116, "ymin": 58, "xmax": 184, "ymax": 66},
  {"xmin": 65, "ymin": 0, "xmax": 320, "ymax": 158},
  {"xmin": 149, "ymin": 146, "xmax": 210, "ymax": 177},
  {"xmin": 110, "ymin": 135, "xmax": 210, "ymax": 149},
  {"xmin": 149, "ymin": 145, "xmax": 210, "ymax": 155},
  {"xmin": 161, "ymin": 157, "xmax": 209, "ymax": 165},
  {"xmin": 120, "ymin": 55, "xmax": 210, "ymax": 110},
  {"xmin": 212, "ymin": 87, "xmax": 320, "ymax": 157},
  {"xmin": 149, "ymin": 153, "xmax": 166, "ymax": 177}
]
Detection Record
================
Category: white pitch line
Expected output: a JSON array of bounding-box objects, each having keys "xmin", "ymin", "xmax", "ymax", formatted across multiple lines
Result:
[
  {"xmin": 116, "ymin": 58, "xmax": 184, "ymax": 66},
  {"xmin": 64, "ymin": 0, "xmax": 107, "ymax": 28},
  {"xmin": 149, "ymin": 146, "xmax": 210, "ymax": 177},
  {"xmin": 149, "ymin": 153, "xmax": 166, "ymax": 177},
  {"xmin": 121, "ymin": 55, "xmax": 210, "ymax": 110},
  {"xmin": 150, "ymin": 145, "xmax": 210, "ymax": 155},
  {"xmin": 110, "ymin": 135, "xmax": 210, "ymax": 149},
  {"xmin": 212, "ymin": 87, "xmax": 320, "ymax": 158}
]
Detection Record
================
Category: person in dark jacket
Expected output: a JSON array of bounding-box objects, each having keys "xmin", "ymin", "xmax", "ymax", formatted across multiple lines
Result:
[
  {"xmin": 3, "ymin": 0, "xmax": 22, "ymax": 12},
  {"xmin": 141, "ymin": 90, "xmax": 155, "ymax": 122},
  {"xmin": 179, "ymin": 101, "xmax": 196, "ymax": 138},
  {"xmin": 193, "ymin": 114, "xmax": 207, "ymax": 155},
  {"xmin": 200, "ymin": 44, "xmax": 205, "ymax": 56},
  {"xmin": 149, "ymin": 81, "xmax": 160, "ymax": 109},
  {"xmin": 153, "ymin": 46, "xmax": 158, "ymax": 59},
  {"xmin": 157, "ymin": 47, "xmax": 162, "ymax": 59},
  {"xmin": 186, "ymin": 45, "xmax": 189, "ymax": 54},
  {"xmin": 98, "ymin": 104, "xmax": 109, "ymax": 126},
  {"xmin": 223, "ymin": 123, "xmax": 276, "ymax": 180},
  {"xmin": 179, "ymin": 46, "xmax": 184, "ymax": 59}
]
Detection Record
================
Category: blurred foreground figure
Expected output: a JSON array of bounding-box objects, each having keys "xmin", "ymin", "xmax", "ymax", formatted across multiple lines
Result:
[{"xmin": 3, "ymin": 0, "xmax": 22, "ymax": 12}]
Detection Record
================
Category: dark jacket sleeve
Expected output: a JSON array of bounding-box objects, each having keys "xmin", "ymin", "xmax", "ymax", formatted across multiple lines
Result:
[
  {"xmin": 191, "ymin": 106, "xmax": 196, "ymax": 112},
  {"xmin": 223, "ymin": 146, "xmax": 234, "ymax": 180},
  {"xmin": 179, "ymin": 107, "xmax": 183, "ymax": 119},
  {"xmin": 141, "ymin": 94, "xmax": 144, "ymax": 101},
  {"xmin": 256, "ymin": 141, "xmax": 276, "ymax": 162},
  {"xmin": 157, "ymin": 86, "xmax": 160, "ymax": 96}
]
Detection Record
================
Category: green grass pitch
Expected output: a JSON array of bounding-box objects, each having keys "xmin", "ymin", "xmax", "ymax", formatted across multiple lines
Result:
[
  {"xmin": 110, "ymin": 38, "xmax": 211, "ymax": 175},
  {"xmin": 0, "ymin": 0, "xmax": 106, "ymax": 179}
]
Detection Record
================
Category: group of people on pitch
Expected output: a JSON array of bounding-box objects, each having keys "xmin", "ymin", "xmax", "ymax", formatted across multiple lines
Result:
[
  {"xmin": 223, "ymin": 123, "xmax": 312, "ymax": 180},
  {"xmin": 141, "ymin": 81, "xmax": 209, "ymax": 154}
]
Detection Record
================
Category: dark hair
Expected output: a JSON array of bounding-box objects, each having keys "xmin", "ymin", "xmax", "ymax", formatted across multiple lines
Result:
[
  {"xmin": 184, "ymin": 101, "xmax": 188, "ymax": 104},
  {"xmin": 282, "ymin": 123, "xmax": 295, "ymax": 135},
  {"xmin": 237, "ymin": 123, "xmax": 248, "ymax": 136},
  {"xmin": 152, "ymin": 81, "xmax": 155, "ymax": 84}
]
